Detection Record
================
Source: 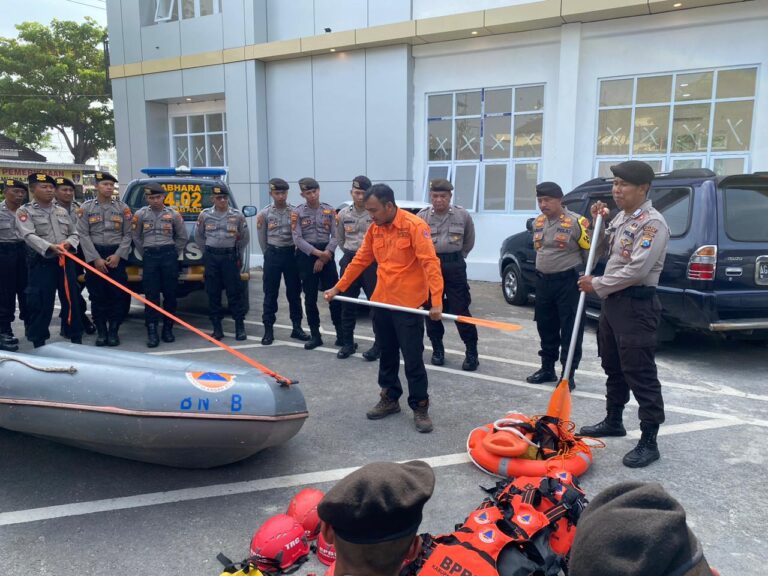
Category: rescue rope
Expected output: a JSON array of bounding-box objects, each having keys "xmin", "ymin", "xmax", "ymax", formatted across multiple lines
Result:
[
  {"xmin": 58, "ymin": 248, "xmax": 295, "ymax": 386},
  {"xmin": 0, "ymin": 355, "xmax": 77, "ymax": 374},
  {"xmin": 58, "ymin": 253, "xmax": 74, "ymax": 325}
]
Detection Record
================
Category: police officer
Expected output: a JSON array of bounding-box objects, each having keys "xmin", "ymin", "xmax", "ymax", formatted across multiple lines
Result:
[
  {"xmin": 77, "ymin": 172, "xmax": 132, "ymax": 346},
  {"xmin": 16, "ymin": 173, "xmax": 82, "ymax": 347},
  {"xmin": 335, "ymin": 175, "xmax": 381, "ymax": 360},
  {"xmin": 417, "ymin": 178, "xmax": 478, "ymax": 371},
  {"xmin": 292, "ymin": 177, "xmax": 342, "ymax": 350},
  {"xmin": 54, "ymin": 176, "xmax": 95, "ymax": 337},
  {"xmin": 578, "ymin": 160, "xmax": 670, "ymax": 469},
  {"xmin": 526, "ymin": 181, "xmax": 591, "ymax": 390},
  {"xmin": 256, "ymin": 178, "xmax": 309, "ymax": 346},
  {"xmin": 195, "ymin": 185, "xmax": 249, "ymax": 341},
  {"xmin": 0, "ymin": 179, "xmax": 28, "ymax": 351},
  {"xmin": 132, "ymin": 182, "xmax": 188, "ymax": 347}
]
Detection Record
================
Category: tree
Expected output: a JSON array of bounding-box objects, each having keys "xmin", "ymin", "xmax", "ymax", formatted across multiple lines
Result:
[{"xmin": 0, "ymin": 17, "xmax": 113, "ymax": 164}]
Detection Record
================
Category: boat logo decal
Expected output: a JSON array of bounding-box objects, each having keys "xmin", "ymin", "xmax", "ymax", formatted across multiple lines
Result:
[
  {"xmin": 186, "ymin": 371, "xmax": 236, "ymax": 393},
  {"xmin": 478, "ymin": 529, "xmax": 495, "ymax": 544},
  {"xmin": 474, "ymin": 511, "xmax": 490, "ymax": 524}
]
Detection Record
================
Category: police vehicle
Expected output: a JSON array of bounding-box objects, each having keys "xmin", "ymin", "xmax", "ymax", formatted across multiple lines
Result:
[
  {"xmin": 122, "ymin": 167, "xmax": 257, "ymax": 299},
  {"xmin": 499, "ymin": 169, "xmax": 768, "ymax": 342}
]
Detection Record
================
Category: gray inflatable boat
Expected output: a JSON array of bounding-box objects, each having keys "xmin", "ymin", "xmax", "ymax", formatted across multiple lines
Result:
[{"xmin": 0, "ymin": 343, "xmax": 308, "ymax": 468}]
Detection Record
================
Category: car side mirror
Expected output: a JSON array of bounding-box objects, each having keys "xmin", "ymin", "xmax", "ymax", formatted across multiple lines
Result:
[
  {"xmin": 242, "ymin": 205, "xmax": 258, "ymax": 217},
  {"xmin": 525, "ymin": 218, "xmax": 534, "ymax": 232}
]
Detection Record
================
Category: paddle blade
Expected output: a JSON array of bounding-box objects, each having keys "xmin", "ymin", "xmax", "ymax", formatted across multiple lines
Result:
[
  {"xmin": 455, "ymin": 315, "xmax": 522, "ymax": 332},
  {"xmin": 546, "ymin": 378, "xmax": 572, "ymax": 421}
]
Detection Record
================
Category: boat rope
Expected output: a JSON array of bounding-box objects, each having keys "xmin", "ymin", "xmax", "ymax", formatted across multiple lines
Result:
[
  {"xmin": 0, "ymin": 356, "xmax": 77, "ymax": 374},
  {"xmin": 58, "ymin": 248, "xmax": 295, "ymax": 386}
]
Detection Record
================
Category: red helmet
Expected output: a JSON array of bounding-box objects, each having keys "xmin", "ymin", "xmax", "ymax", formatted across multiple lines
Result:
[
  {"xmin": 286, "ymin": 488, "xmax": 325, "ymax": 541},
  {"xmin": 249, "ymin": 514, "xmax": 310, "ymax": 573},
  {"xmin": 316, "ymin": 530, "xmax": 336, "ymax": 566},
  {"xmin": 324, "ymin": 560, "xmax": 336, "ymax": 576}
]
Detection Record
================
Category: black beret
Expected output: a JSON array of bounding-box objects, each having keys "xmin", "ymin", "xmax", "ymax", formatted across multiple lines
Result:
[
  {"xmin": 28, "ymin": 173, "xmax": 56, "ymax": 186},
  {"xmin": 94, "ymin": 171, "xmax": 118, "ymax": 183},
  {"xmin": 2, "ymin": 179, "xmax": 28, "ymax": 191},
  {"xmin": 143, "ymin": 182, "xmax": 166, "ymax": 196},
  {"xmin": 299, "ymin": 177, "xmax": 320, "ymax": 191},
  {"xmin": 55, "ymin": 177, "xmax": 76, "ymax": 188},
  {"xmin": 429, "ymin": 178, "xmax": 453, "ymax": 193},
  {"xmin": 610, "ymin": 160, "xmax": 655, "ymax": 186},
  {"xmin": 211, "ymin": 185, "xmax": 228, "ymax": 196},
  {"xmin": 269, "ymin": 178, "xmax": 289, "ymax": 192},
  {"xmin": 535, "ymin": 181, "xmax": 563, "ymax": 198},
  {"xmin": 569, "ymin": 482, "xmax": 714, "ymax": 576},
  {"xmin": 318, "ymin": 461, "xmax": 435, "ymax": 545},
  {"xmin": 351, "ymin": 176, "xmax": 372, "ymax": 191}
]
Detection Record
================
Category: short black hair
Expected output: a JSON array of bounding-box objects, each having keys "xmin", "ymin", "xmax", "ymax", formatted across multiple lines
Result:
[{"xmin": 364, "ymin": 183, "xmax": 396, "ymax": 206}]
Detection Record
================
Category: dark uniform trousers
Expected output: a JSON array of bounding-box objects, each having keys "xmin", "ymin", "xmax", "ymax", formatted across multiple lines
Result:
[
  {"xmin": 598, "ymin": 288, "xmax": 665, "ymax": 425},
  {"xmin": 142, "ymin": 246, "xmax": 179, "ymax": 325},
  {"xmin": 0, "ymin": 242, "xmax": 27, "ymax": 326},
  {"xmin": 534, "ymin": 269, "xmax": 584, "ymax": 372},
  {"xmin": 204, "ymin": 247, "xmax": 246, "ymax": 321},
  {"xmin": 262, "ymin": 245, "xmax": 303, "ymax": 326},
  {"xmin": 25, "ymin": 250, "xmax": 83, "ymax": 343},
  {"xmin": 339, "ymin": 249, "xmax": 378, "ymax": 342},
  {"xmin": 86, "ymin": 244, "xmax": 130, "ymax": 324},
  {"xmin": 296, "ymin": 243, "xmax": 341, "ymax": 330},
  {"xmin": 425, "ymin": 253, "xmax": 478, "ymax": 345},
  {"xmin": 373, "ymin": 308, "xmax": 428, "ymax": 409}
]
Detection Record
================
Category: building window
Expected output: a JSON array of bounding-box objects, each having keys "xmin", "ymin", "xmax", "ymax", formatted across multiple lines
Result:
[
  {"xmin": 169, "ymin": 111, "xmax": 227, "ymax": 168},
  {"xmin": 595, "ymin": 67, "xmax": 757, "ymax": 177},
  {"xmin": 154, "ymin": 0, "xmax": 221, "ymax": 23},
  {"xmin": 426, "ymin": 84, "xmax": 544, "ymax": 213}
]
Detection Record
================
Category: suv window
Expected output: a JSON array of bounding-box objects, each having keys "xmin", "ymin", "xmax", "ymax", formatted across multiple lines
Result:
[
  {"xmin": 649, "ymin": 187, "xmax": 691, "ymax": 237},
  {"xmin": 723, "ymin": 184, "xmax": 768, "ymax": 242},
  {"xmin": 125, "ymin": 181, "xmax": 224, "ymax": 221}
]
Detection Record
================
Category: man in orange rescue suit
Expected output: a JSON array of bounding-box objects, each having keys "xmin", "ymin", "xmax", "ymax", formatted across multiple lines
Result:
[
  {"xmin": 417, "ymin": 178, "xmax": 478, "ymax": 371},
  {"xmin": 132, "ymin": 182, "xmax": 189, "ymax": 348},
  {"xmin": 292, "ymin": 177, "xmax": 342, "ymax": 350},
  {"xmin": 578, "ymin": 160, "xmax": 669, "ymax": 469},
  {"xmin": 76, "ymin": 172, "xmax": 132, "ymax": 347},
  {"xmin": 526, "ymin": 181, "xmax": 591, "ymax": 391},
  {"xmin": 325, "ymin": 184, "xmax": 443, "ymax": 433}
]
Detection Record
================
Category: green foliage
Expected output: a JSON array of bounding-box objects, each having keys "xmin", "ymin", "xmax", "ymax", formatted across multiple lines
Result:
[{"xmin": 0, "ymin": 17, "xmax": 113, "ymax": 164}]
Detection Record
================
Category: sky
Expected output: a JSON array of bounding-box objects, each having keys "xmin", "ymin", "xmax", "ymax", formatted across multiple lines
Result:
[{"xmin": 1, "ymin": 0, "xmax": 110, "ymax": 164}]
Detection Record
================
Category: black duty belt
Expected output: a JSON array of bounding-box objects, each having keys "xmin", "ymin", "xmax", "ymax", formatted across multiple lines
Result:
[
  {"xmin": 611, "ymin": 285, "xmax": 657, "ymax": 300},
  {"xmin": 342, "ymin": 249, "xmax": 357, "ymax": 257},
  {"xmin": 266, "ymin": 245, "xmax": 295, "ymax": 253},
  {"xmin": 437, "ymin": 252, "xmax": 463, "ymax": 263},
  {"xmin": 536, "ymin": 269, "xmax": 578, "ymax": 281},
  {"xmin": 0, "ymin": 241, "xmax": 24, "ymax": 252},
  {"xmin": 205, "ymin": 246, "xmax": 237, "ymax": 254},
  {"xmin": 144, "ymin": 245, "xmax": 176, "ymax": 254},
  {"xmin": 94, "ymin": 244, "xmax": 120, "ymax": 251},
  {"xmin": 309, "ymin": 242, "xmax": 329, "ymax": 250}
]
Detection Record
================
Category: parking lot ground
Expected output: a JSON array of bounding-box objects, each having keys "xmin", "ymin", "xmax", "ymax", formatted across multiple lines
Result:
[{"xmin": 2, "ymin": 273, "xmax": 767, "ymax": 574}]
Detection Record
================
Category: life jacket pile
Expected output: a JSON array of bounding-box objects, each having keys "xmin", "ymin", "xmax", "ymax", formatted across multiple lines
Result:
[{"xmin": 401, "ymin": 470, "xmax": 588, "ymax": 576}]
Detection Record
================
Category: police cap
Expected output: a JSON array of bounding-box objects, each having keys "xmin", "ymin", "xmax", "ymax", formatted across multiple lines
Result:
[
  {"xmin": 2, "ymin": 179, "xmax": 28, "ymax": 192},
  {"xmin": 535, "ymin": 181, "xmax": 563, "ymax": 199},
  {"xmin": 143, "ymin": 182, "xmax": 166, "ymax": 196},
  {"xmin": 298, "ymin": 177, "xmax": 320, "ymax": 192},
  {"xmin": 429, "ymin": 178, "xmax": 453, "ymax": 193},
  {"xmin": 351, "ymin": 176, "xmax": 372, "ymax": 191},
  {"xmin": 610, "ymin": 161, "xmax": 655, "ymax": 186},
  {"xmin": 211, "ymin": 185, "xmax": 228, "ymax": 196},
  {"xmin": 28, "ymin": 173, "xmax": 56, "ymax": 186},
  {"xmin": 317, "ymin": 460, "xmax": 435, "ymax": 545},
  {"xmin": 94, "ymin": 171, "xmax": 118, "ymax": 183},
  {"xmin": 269, "ymin": 178, "xmax": 289, "ymax": 192},
  {"xmin": 55, "ymin": 177, "xmax": 76, "ymax": 189}
]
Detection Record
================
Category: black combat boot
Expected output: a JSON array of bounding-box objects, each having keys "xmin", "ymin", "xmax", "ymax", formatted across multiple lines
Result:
[
  {"xmin": 289, "ymin": 320, "xmax": 310, "ymax": 341},
  {"xmin": 70, "ymin": 335, "xmax": 82, "ymax": 344},
  {"xmin": 261, "ymin": 324, "xmax": 274, "ymax": 345},
  {"xmin": 579, "ymin": 405, "xmax": 627, "ymax": 437},
  {"xmin": 430, "ymin": 339, "xmax": 445, "ymax": 366},
  {"xmin": 161, "ymin": 321, "xmax": 175, "ymax": 343},
  {"xmin": 106, "ymin": 322, "xmax": 120, "ymax": 347},
  {"xmin": 304, "ymin": 327, "xmax": 323, "ymax": 350},
  {"xmin": 235, "ymin": 319, "xmax": 247, "ymax": 341},
  {"xmin": 82, "ymin": 315, "xmax": 96, "ymax": 335},
  {"xmin": 94, "ymin": 320, "xmax": 108, "ymax": 347},
  {"xmin": 623, "ymin": 422, "xmax": 661, "ymax": 468},
  {"xmin": 0, "ymin": 324, "xmax": 18, "ymax": 346},
  {"xmin": 146, "ymin": 323, "xmax": 160, "ymax": 348},
  {"xmin": 336, "ymin": 341, "xmax": 358, "ymax": 359},
  {"xmin": 526, "ymin": 362, "xmax": 557, "ymax": 384},
  {"xmin": 366, "ymin": 391, "xmax": 401, "ymax": 420},
  {"xmin": 413, "ymin": 400, "xmax": 434, "ymax": 433},
  {"xmin": 362, "ymin": 342, "xmax": 380, "ymax": 362},
  {"xmin": 462, "ymin": 342, "xmax": 480, "ymax": 371},
  {"xmin": 210, "ymin": 319, "xmax": 224, "ymax": 340}
]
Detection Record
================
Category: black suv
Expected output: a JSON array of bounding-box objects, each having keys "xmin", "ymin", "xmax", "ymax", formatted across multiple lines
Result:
[{"xmin": 499, "ymin": 169, "xmax": 768, "ymax": 341}]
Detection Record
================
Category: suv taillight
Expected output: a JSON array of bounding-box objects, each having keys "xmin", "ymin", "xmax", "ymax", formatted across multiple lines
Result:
[{"xmin": 687, "ymin": 245, "xmax": 717, "ymax": 281}]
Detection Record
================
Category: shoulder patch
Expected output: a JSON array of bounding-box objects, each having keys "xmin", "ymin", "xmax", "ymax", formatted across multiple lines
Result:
[
  {"xmin": 123, "ymin": 207, "xmax": 132, "ymax": 219},
  {"xmin": 76, "ymin": 207, "xmax": 84, "ymax": 218},
  {"xmin": 17, "ymin": 209, "xmax": 28, "ymax": 222}
]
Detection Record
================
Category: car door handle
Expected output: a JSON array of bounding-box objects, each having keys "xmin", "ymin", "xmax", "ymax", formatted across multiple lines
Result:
[{"xmin": 725, "ymin": 267, "xmax": 743, "ymax": 277}]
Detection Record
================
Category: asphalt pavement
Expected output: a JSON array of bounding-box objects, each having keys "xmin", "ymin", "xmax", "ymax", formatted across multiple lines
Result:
[{"xmin": 1, "ymin": 273, "xmax": 767, "ymax": 575}]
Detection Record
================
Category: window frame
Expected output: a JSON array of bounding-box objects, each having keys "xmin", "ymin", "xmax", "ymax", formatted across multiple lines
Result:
[
  {"xmin": 168, "ymin": 101, "xmax": 227, "ymax": 171},
  {"xmin": 154, "ymin": 0, "xmax": 220, "ymax": 23}
]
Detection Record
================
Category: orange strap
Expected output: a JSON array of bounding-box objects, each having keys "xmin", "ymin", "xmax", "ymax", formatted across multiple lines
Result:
[
  {"xmin": 58, "ymin": 253, "xmax": 74, "ymax": 325},
  {"xmin": 59, "ymin": 247, "xmax": 294, "ymax": 386}
]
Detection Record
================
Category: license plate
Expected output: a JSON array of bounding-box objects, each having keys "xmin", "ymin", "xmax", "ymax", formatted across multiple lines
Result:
[
  {"xmin": 760, "ymin": 263, "xmax": 768, "ymax": 281},
  {"xmin": 757, "ymin": 256, "xmax": 768, "ymax": 285}
]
